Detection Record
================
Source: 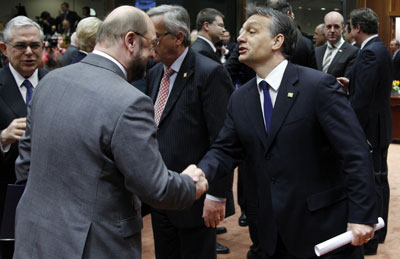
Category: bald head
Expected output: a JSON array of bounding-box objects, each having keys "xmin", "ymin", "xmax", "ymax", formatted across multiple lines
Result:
[
  {"xmin": 96, "ymin": 6, "xmax": 155, "ymax": 46},
  {"xmin": 324, "ymin": 11, "xmax": 344, "ymax": 45}
]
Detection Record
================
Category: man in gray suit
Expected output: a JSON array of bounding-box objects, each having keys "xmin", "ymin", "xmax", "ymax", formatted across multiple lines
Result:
[
  {"xmin": 13, "ymin": 6, "xmax": 208, "ymax": 259},
  {"xmin": 315, "ymin": 11, "xmax": 358, "ymax": 78}
]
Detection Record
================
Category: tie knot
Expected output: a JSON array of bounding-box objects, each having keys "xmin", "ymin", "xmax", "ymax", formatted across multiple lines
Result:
[
  {"xmin": 328, "ymin": 44, "xmax": 335, "ymax": 50},
  {"xmin": 164, "ymin": 68, "xmax": 175, "ymax": 78},
  {"xmin": 23, "ymin": 79, "xmax": 33, "ymax": 89},
  {"xmin": 259, "ymin": 80, "xmax": 269, "ymax": 91}
]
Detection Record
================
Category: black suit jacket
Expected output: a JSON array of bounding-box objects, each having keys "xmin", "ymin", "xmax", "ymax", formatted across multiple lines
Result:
[
  {"xmin": 392, "ymin": 50, "xmax": 400, "ymax": 81},
  {"xmin": 146, "ymin": 49, "xmax": 234, "ymax": 228},
  {"xmin": 315, "ymin": 41, "xmax": 358, "ymax": 78},
  {"xmin": 290, "ymin": 35, "xmax": 316, "ymax": 69},
  {"xmin": 349, "ymin": 37, "xmax": 393, "ymax": 153},
  {"xmin": 0, "ymin": 65, "xmax": 47, "ymax": 183},
  {"xmin": 191, "ymin": 37, "xmax": 221, "ymax": 64},
  {"xmin": 199, "ymin": 62, "xmax": 376, "ymax": 257}
]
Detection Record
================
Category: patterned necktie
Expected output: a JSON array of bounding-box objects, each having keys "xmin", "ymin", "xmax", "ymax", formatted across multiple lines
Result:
[
  {"xmin": 154, "ymin": 68, "xmax": 175, "ymax": 125},
  {"xmin": 23, "ymin": 79, "xmax": 34, "ymax": 106},
  {"xmin": 322, "ymin": 44, "xmax": 335, "ymax": 73},
  {"xmin": 259, "ymin": 80, "xmax": 273, "ymax": 132}
]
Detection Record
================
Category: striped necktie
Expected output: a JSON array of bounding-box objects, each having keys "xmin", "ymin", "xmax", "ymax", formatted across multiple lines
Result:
[
  {"xmin": 322, "ymin": 44, "xmax": 335, "ymax": 73},
  {"xmin": 154, "ymin": 68, "xmax": 175, "ymax": 125}
]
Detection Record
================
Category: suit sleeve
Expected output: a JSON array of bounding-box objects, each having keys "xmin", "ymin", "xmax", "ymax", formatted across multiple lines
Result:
[
  {"xmin": 111, "ymin": 94, "xmax": 196, "ymax": 210},
  {"xmin": 199, "ymin": 64, "xmax": 234, "ymax": 198},
  {"xmin": 349, "ymin": 49, "xmax": 377, "ymax": 126},
  {"xmin": 316, "ymin": 74, "xmax": 377, "ymax": 224},
  {"xmin": 344, "ymin": 48, "xmax": 358, "ymax": 79}
]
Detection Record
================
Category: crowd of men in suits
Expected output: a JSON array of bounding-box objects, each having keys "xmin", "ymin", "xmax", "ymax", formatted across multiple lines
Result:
[{"xmin": 0, "ymin": 0, "xmax": 396, "ymax": 258}]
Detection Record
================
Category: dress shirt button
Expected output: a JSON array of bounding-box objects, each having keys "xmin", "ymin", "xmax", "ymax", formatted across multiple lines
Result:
[{"xmin": 271, "ymin": 177, "xmax": 276, "ymax": 184}]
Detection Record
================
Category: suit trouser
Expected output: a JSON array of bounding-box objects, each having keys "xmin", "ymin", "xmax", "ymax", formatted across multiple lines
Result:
[
  {"xmin": 151, "ymin": 209, "xmax": 216, "ymax": 259},
  {"xmin": 364, "ymin": 147, "xmax": 389, "ymax": 253}
]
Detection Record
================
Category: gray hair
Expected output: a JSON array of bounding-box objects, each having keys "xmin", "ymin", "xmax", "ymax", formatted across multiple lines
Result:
[
  {"xmin": 96, "ymin": 9, "xmax": 148, "ymax": 44},
  {"xmin": 246, "ymin": 5, "xmax": 297, "ymax": 58},
  {"xmin": 147, "ymin": 5, "xmax": 191, "ymax": 47},
  {"xmin": 3, "ymin": 16, "xmax": 44, "ymax": 43}
]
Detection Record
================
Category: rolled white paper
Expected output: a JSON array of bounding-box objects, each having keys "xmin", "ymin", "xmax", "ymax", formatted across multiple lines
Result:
[{"xmin": 314, "ymin": 217, "xmax": 385, "ymax": 257}]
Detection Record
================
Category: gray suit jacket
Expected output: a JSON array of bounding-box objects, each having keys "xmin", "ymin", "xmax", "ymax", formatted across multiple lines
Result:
[
  {"xmin": 13, "ymin": 53, "xmax": 196, "ymax": 259},
  {"xmin": 315, "ymin": 41, "xmax": 358, "ymax": 78}
]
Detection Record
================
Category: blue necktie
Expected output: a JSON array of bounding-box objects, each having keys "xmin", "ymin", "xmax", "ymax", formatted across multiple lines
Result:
[
  {"xmin": 259, "ymin": 80, "xmax": 273, "ymax": 132},
  {"xmin": 23, "ymin": 79, "xmax": 33, "ymax": 105}
]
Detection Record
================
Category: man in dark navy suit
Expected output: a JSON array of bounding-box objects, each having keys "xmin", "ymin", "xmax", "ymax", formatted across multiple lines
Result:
[
  {"xmin": 200, "ymin": 6, "xmax": 377, "ymax": 259},
  {"xmin": 191, "ymin": 8, "xmax": 225, "ymax": 64},
  {"xmin": 146, "ymin": 5, "xmax": 234, "ymax": 259},
  {"xmin": 339, "ymin": 8, "xmax": 393, "ymax": 256}
]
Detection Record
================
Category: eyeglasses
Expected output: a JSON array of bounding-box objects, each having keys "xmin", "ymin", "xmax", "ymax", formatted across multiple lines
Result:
[
  {"xmin": 7, "ymin": 42, "xmax": 42, "ymax": 51},
  {"xmin": 133, "ymin": 31, "xmax": 158, "ymax": 50}
]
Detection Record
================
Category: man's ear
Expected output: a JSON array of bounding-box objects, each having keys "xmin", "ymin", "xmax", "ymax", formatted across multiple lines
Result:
[
  {"xmin": 175, "ymin": 31, "xmax": 184, "ymax": 46},
  {"xmin": 272, "ymin": 34, "xmax": 284, "ymax": 51},
  {"xmin": 124, "ymin": 31, "xmax": 136, "ymax": 51},
  {"xmin": 0, "ymin": 42, "xmax": 7, "ymax": 56},
  {"xmin": 203, "ymin": 22, "xmax": 210, "ymax": 32}
]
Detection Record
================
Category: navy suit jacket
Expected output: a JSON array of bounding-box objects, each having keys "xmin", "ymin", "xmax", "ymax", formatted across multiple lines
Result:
[
  {"xmin": 0, "ymin": 65, "xmax": 47, "ymax": 183},
  {"xmin": 146, "ymin": 48, "xmax": 234, "ymax": 228},
  {"xmin": 191, "ymin": 37, "xmax": 221, "ymax": 64},
  {"xmin": 392, "ymin": 50, "xmax": 400, "ymax": 81},
  {"xmin": 315, "ymin": 41, "xmax": 358, "ymax": 78},
  {"xmin": 199, "ymin": 62, "xmax": 377, "ymax": 257},
  {"xmin": 349, "ymin": 37, "xmax": 393, "ymax": 152}
]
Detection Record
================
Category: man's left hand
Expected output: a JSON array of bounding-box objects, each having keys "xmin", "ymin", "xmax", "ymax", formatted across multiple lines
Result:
[
  {"xmin": 202, "ymin": 198, "xmax": 226, "ymax": 228},
  {"xmin": 347, "ymin": 223, "xmax": 375, "ymax": 246}
]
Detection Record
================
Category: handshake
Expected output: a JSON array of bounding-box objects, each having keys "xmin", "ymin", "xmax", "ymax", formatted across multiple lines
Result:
[{"xmin": 182, "ymin": 164, "xmax": 209, "ymax": 200}]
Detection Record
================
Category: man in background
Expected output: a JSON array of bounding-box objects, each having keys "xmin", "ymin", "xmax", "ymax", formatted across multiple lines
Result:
[
  {"xmin": 313, "ymin": 23, "xmax": 326, "ymax": 46},
  {"xmin": 0, "ymin": 15, "xmax": 47, "ymax": 259}
]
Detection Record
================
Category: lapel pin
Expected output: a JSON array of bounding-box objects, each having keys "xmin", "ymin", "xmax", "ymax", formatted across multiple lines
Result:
[
  {"xmin": 183, "ymin": 72, "xmax": 187, "ymax": 78},
  {"xmin": 288, "ymin": 92, "xmax": 294, "ymax": 98},
  {"xmin": 339, "ymin": 49, "xmax": 343, "ymax": 53}
]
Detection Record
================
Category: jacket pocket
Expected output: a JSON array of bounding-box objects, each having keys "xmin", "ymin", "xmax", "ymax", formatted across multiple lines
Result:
[
  {"xmin": 307, "ymin": 185, "xmax": 347, "ymax": 212},
  {"xmin": 120, "ymin": 215, "xmax": 143, "ymax": 238}
]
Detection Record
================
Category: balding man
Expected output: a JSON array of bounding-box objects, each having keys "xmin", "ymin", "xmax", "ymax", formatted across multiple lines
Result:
[
  {"xmin": 13, "ymin": 6, "xmax": 208, "ymax": 259},
  {"xmin": 315, "ymin": 11, "xmax": 358, "ymax": 78},
  {"xmin": 313, "ymin": 23, "xmax": 326, "ymax": 46}
]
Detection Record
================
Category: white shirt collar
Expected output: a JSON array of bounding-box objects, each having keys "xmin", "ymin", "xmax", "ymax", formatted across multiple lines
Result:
[
  {"xmin": 9, "ymin": 63, "xmax": 39, "ymax": 89},
  {"xmin": 197, "ymin": 35, "xmax": 217, "ymax": 53},
  {"xmin": 330, "ymin": 37, "xmax": 345, "ymax": 49},
  {"xmin": 256, "ymin": 59, "xmax": 288, "ymax": 92},
  {"xmin": 360, "ymin": 34, "xmax": 378, "ymax": 50},
  {"xmin": 163, "ymin": 47, "xmax": 189, "ymax": 73},
  {"xmin": 92, "ymin": 50, "xmax": 127, "ymax": 79}
]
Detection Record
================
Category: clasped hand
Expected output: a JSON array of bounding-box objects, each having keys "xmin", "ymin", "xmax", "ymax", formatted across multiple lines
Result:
[{"xmin": 181, "ymin": 164, "xmax": 208, "ymax": 200}]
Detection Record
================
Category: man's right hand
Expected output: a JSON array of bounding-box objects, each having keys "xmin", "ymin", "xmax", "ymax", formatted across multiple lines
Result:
[
  {"xmin": 181, "ymin": 164, "xmax": 209, "ymax": 200},
  {"xmin": 0, "ymin": 118, "xmax": 27, "ymax": 146}
]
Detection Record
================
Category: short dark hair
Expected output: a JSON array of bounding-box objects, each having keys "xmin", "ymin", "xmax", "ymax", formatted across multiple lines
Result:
[
  {"xmin": 196, "ymin": 8, "xmax": 224, "ymax": 31},
  {"xmin": 350, "ymin": 8, "xmax": 378, "ymax": 35},
  {"xmin": 62, "ymin": 2, "xmax": 69, "ymax": 9},
  {"xmin": 265, "ymin": 0, "xmax": 293, "ymax": 15},
  {"xmin": 345, "ymin": 19, "xmax": 351, "ymax": 34},
  {"xmin": 246, "ymin": 5, "xmax": 297, "ymax": 58}
]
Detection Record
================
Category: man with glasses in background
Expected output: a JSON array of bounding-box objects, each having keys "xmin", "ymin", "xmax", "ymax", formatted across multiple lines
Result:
[
  {"xmin": 0, "ymin": 16, "xmax": 47, "ymax": 258},
  {"xmin": 191, "ymin": 8, "xmax": 226, "ymax": 64},
  {"xmin": 146, "ymin": 5, "xmax": 234, "ymax": 259}
]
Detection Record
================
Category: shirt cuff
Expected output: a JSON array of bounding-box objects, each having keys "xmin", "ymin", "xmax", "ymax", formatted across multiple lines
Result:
[
  {"xmin": 206, "ymin": 194, "xmax": 226, "ymax": 202},
  {"xmin": 0, "ymin": 143, "xmax": 10, "ymax": 153}
]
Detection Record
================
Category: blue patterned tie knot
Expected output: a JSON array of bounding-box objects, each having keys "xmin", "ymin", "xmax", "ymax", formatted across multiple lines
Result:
[{"xmin": 23, "ymin": 79, "xmax": 33, "ymax": 105}]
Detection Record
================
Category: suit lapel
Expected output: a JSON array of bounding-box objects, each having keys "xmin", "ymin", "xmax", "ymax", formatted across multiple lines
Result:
[
  {"xmin": 265, "ymin": 63, "xmax": 299, "ymax": 153},
  {"xmin": 328, "ymin": 42, "xmax": 347, "ymax": 74},
  {"xmin": 149, "ymin": 64, "xmax": 164, "ymax": 102},
  {"xmin": 158, "ymin": 50, "xmax": 195, "ymax": 125},
  {"xmin": 316, "ymin": 45, "xmax": 327, "ymax": 70},
  {"xmin": 0, "ymin": 65, "xmax": 27, "ymax": 117},
  {"xmin": 244, "ymin": 78, "xmax": 268, "ymax": 150}
]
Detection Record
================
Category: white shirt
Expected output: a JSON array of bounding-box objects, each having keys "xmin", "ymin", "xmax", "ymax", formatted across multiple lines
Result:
[
  {"xmin": 323, "ymin": 37, "xmax": 345, "ymax": 69},
  {"xmin": 360, "ymin": 34, "xmax": 379, "ymax": 50},
  {"xmin": 197, "ymin": 35, "xmax": 217, "ymax": 53},
  {"xmin": 9, "ymin": 63, "xmax": 39, "ymax": 103},
  {"xmin": 92, "ymin": 50, "xmax": 127, "ymax": 79},
  {"xmin": 256, "ymin": 59, "xmax": 288, "ymax": 126}
]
